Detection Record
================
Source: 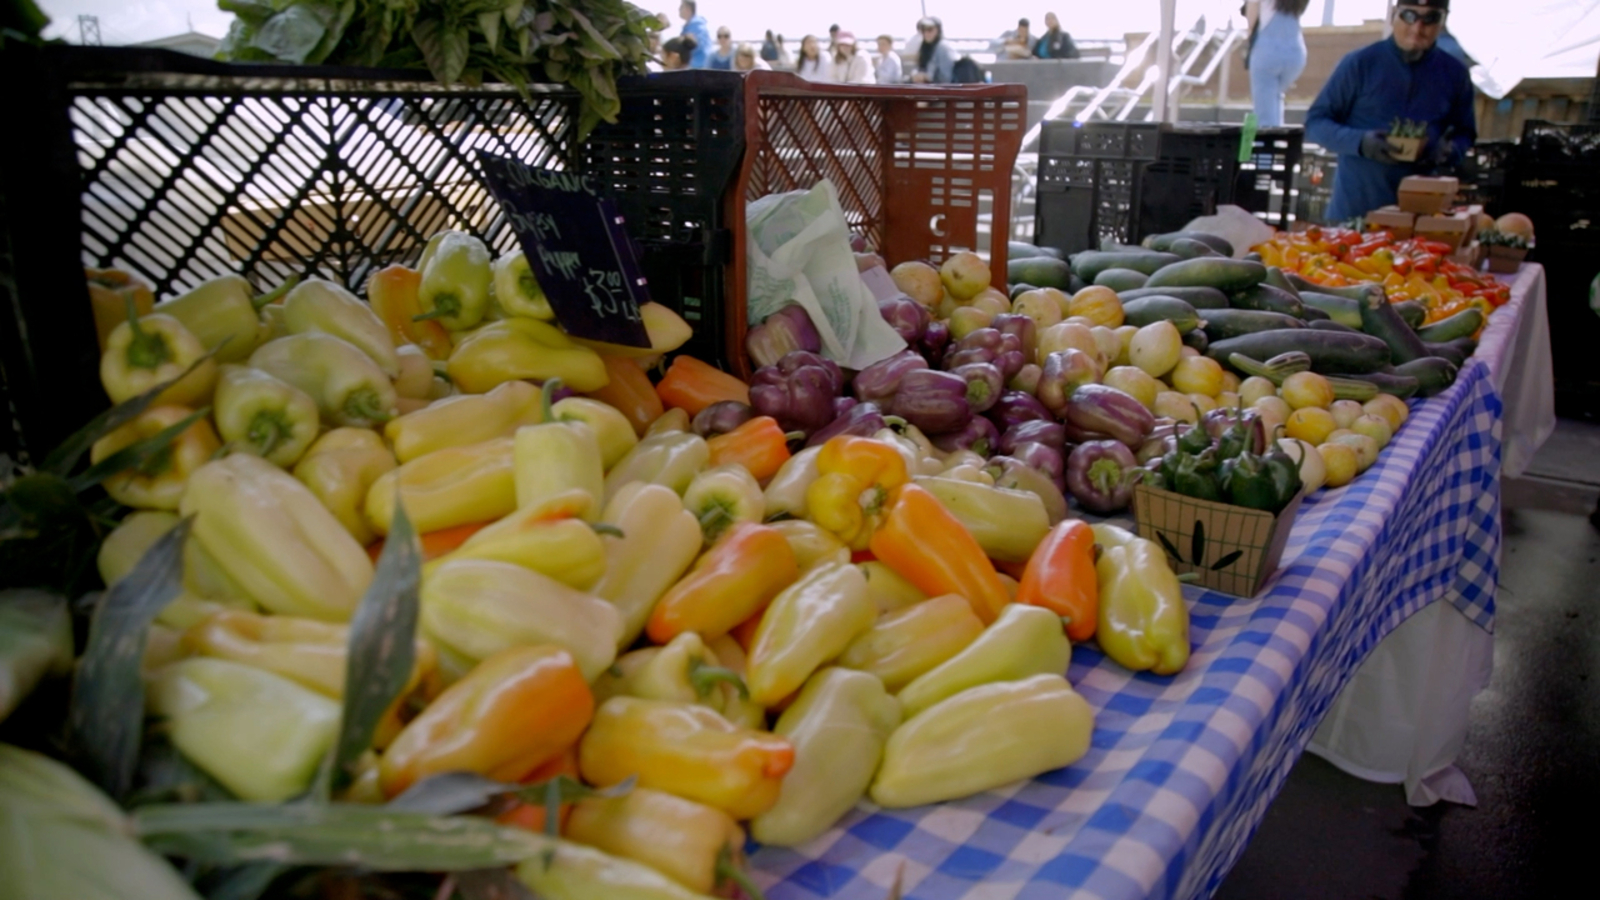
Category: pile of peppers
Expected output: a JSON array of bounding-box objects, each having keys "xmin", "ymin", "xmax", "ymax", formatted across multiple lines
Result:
[{"xmin": 1141, "ymin": 408, "xmax": 1302, "ymax": 514}]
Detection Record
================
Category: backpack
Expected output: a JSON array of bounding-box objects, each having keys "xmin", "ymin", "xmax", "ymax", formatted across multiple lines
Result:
[{"xmin": 951, "ymin": 56, "xmax": 985, "ymax": 84}]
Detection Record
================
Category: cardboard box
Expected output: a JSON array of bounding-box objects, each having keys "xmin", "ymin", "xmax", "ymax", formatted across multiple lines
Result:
[
  {"xmin": 1396, "ymin": 176, "xmax": 1459, "ymax": 215},
  {"xmin": 1364, "ymin": 208, "xmax": 1415, "ymax": 240},
  {"xmin": 1415, "ymin": 214, "xmax": 1471, "ymax": 251},
  {"xmin": 1450, "ymin": 241, "xmax": 1486, "ymax": 268},
  {"xmin": 1486, "ymin": 244, "xmax": 1528, "ymax": 274},
  {"xmin": 1132, "ymin": 484, "xmax": 1305, "ymax": 598}
]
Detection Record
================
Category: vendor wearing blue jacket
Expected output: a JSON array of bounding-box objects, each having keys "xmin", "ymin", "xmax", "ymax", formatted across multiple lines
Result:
[{"xmin": 1305, "ymin": 0, "xmax": 1476, "ymax": 222}]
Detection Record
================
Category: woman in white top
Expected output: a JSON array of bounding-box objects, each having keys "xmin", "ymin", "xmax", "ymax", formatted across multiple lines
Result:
[
  {"xmin": 734, "ymin": 43, "xmax": 771, "ymax": 71},
  {"xmin": 795, "ymin": 34, "xmax": 828, "ymax": 81},
  {"xmin": 830, "ymin": 32, "xmax": 875, "ymax": 84},
  {"xmin": 875, "ymin": 35, "xmax": 903, "ymax": 84}
]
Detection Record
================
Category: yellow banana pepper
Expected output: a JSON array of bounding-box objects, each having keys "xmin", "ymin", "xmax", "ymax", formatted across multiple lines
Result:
[
  {"xmin": 517, "ymin": 839, "xmax": 721, "ymax": 900},
  {"xmin": 490, "ymin": 249, "xmax": 555, "ymax": 320},
  {"xmin": 447, "ymin": 318, "xmax": 609, "ymax": 394},
  {"xmin": 746, "ymin": 560, "xmax": 875, "ymax": 707},
  {"xmin": 96, "ymin": 510, "xmax": 180, "ymax": 586},
  {"xmin": 590, "ymin": 482, "xmax": 702, "ymax": 649},
  {"xmin": 913, "ymin": 475, "xmax": 1052, "ymax": 564},
  {"xmin": 249, "ymin": 332, "xmax": 398, "ymax": 428},
  {"xmin": 421, "ymin": 490, "xmax": 605, "ymax": 589},
  {"xmin": 384, "ymin": 379, "xmax": 545, "ymax": 463},
  {"xmin": 601, "ymin": 431, "xmax": 710, "ymax": 506},
  {"xmin": 152, "ymin": 274, "xmax": 286, "ymax": 363},
  {"xmin": 1096, "ymin": 535, "xmax": 1191, "ymax": 676},
  {"xmin": 181, "ymin": 453, "xmax": 374, "ymax": 621},
  {"xmin": 513, "ymin": 420, "xmax": 603, "ymax": 518},
  {"xmin": 835, "ymin": 593, "xmax": 985, "ymax": 693},
  {"xmin": 551, "ymin": 393, "xmax": 639, "ymax": 470},
  {"xmin": 86, "ymin": 266, "xmax": 154, "ymax": 352},
  {"xmin": 365, "ymin": 437, "xmax": 515, "ymax": 537},
  {"xmin": 293, "ymin": 428, "xmax": 398, "ymax": 547},
  {"xmin": 681, "ymin": 464, "xmax": 764, "ymax": 543},
  {"xmin": 767, "ymin": 519, "xmax": 849, "ymax": 571},
  {"xmin": 896, "ymin": 603, "xmax": 1072, "ymax": 718},
  {"xmin": 392, "ymin": 344, "xmax": 435, "ymax": 400},
  {"xmin": 89, "ymin": 406, "xmax": 220, "ymax": 510},
  {"xmin": 565, "ymin": 788, "xmax": 749, "ymax": 898},
  {"xmin": 858, "ymin": 560, "xmax": 928, "ymax": 614},
  {"xmin": 281, "ymin": 278, "xmax": 400, "ymax": 378}
]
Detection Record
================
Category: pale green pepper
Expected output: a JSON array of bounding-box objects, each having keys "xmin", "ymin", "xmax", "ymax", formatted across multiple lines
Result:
[
  {"xmin": 751, "ymin": 667, "xmax": 900, "ymax": 847},
  {"xmin": 602, "ymin": 431, "xmax": 711, "ymax": 506},
  {"xmin": 591, "ymin": 632, "xmax": 749, "ymax": 723},
  {"xmin": 416, "ymin": 231, "xmax": 492, "ymax": 331},
  {"xmin": 761, "ymin": 446, "xmax": 821, "ymax": 520},
  {"xmin": 282, "ymin": 277, "xmax": 400, "ymax": 377},
  {"xmin": 913, "ymin": 476, "xmax": 1052, "ymax": 564},
  {"xmin": 591, "ymin": 483, "xmax": 702, "ymax": 648},
  {"xmin": 213, "ymin": 365, "xmax": 321, "ymax": 467},
  {"xmin": 551, "ymin": 393, "xmax": 639, "ymax": 471},
  {"xmin": 152, "ymin": 273, "xmax": 290, "ymax": 363},
  {"xmin": 514, "ymin": 420, "xmax": 604, "ymax": 519},
  {"xmin": 835, "ymin": 593, "xmax": 985, "ymax": 693},
  {"xmin": 146, "ymin": 657, "xmax": 340, "ymax": 802},
  {"xmin": 896, "ymin": 603, "xmax": 1071, "ymax": 719},
  {"xmin": 870, "ymin": 673, "xmax": 1094, "ymax": 808},
  {"xmin": 746, "ymin": 560, "xmax": 875, "ymax": 707},
  {"xmin": 248, "ymin": 332, "xmax": 398, "ymax": 428},
  {"xmin": 491, "ymin": 249, "xmax": 554, "ymax": 320},
  {"xmin": 517, "ymin": 838, "xmax": 720, "ymax": 900},
  {"xmin": 1096, "ymin": 536, "xmax": 1190, "ymax": 676},
  {"xmin": 682, "ymin": 464, "xmax": 764, "ymax": 543},
  {"xmin": 858, "ymin": 560, "xmax": 927, "ymax": 615}
]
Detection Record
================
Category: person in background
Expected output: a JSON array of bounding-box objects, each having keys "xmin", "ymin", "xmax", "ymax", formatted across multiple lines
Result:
[
  {"xmin": 828, "ymin": 24, "xmax": 841, "ymax": 53},
  {"xmin": 761, "ymin": 30, "xmax": 781, "ymax": 63},
  {"xmin": 661, "ymin": 35, "xmax": 697, "ymax": 70},
  {"xmin": 735, "ymin": 43, "xmax": 771, "ymax": 71},
  {"xmin": 708, "ymin": 26, "xmax": 735, "ymax": 69},
  {"xmin": 1305, "ymin": 0, "xmax": 1475, "ymax": 221},
  {"xmin": 1034, "ymin": 12, "xmax": 1080, "ymax": 59},
  {"xmin": 678, "ymin": 1, "xmax": 710, "ymax": 68},
  {"xmin": 796, "ymin": 34, "xmax": 829, "ymax": 81},
  {"xmin": 875, "ymin": 34, "xmax": 903, "ymax": 85},
  {"xmin": 1246, "ymin": 0, "xmax": 1309, "ymax": 127},
  {"xmin": 831, "ymin": 32, "xmax": 875, "ymax": 83},
  {"xmin": 1001, "ymin": 18, "xmax": 1033, "ymax": 59},
  {"xmin": 909, "ymin": 17, "xmax": 956, "ymax": 84}
]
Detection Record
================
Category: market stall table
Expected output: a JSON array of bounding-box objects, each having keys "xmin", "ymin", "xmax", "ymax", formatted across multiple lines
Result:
[{"xmin": 747, "ymin": 265, "xmax": 1550, "ymax": 900}]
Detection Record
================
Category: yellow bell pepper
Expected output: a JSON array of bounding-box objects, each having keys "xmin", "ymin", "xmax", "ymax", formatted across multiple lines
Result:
[
  {"xmin": 593, "ymin": 632, "xmax": 750, "ymax": 726},
  {"xmin": 392, "ymin": 344, "xmax": 435, "ymax": 400},
  {"xmin": 516, "ymin": 839, "xmax": 721, "ymax": 900},
  {"xmin": 746, "ymin": 560, "xmax": 875, "ymax": 707},
  {"xmin": 1096, "ymin": 535, "xmax": 1190, "ymax": 675},
  {"xmin": 99, "ymin": 302, "xmax": 218, "ymax": 407},
  {"xmin": 181, "ymin": 454, "xmax": 374, "ymax": 621},
  {"xmin": 379, "ymin": 644, "xmax": 593, "ymax": 797},
  {"xmin": 421, "ymin": 490, "xmax": 605, "ymax": 588},
  {"xmin": 565, "ymin": 788, "xmax": 748, "ymax": 898},
  {"xmin": 806, "ymin": 436, "xmax": 910, "ymax": 551},
  {"xmin": 293, "ymin": 428, "xmax": 398, "ymax": 547},
  {"xmin": 591, "ymin": 482, "xmax": 703, "ymax": 649},
  {"xmin": 365, "ymin": 437, "xmax": 516, "ymax": 537},
  {"xmin": 89, "ymin": 406, "xmax": 220, "ymax": 510},
  {"xmin": 420, "ymin": 558, "xmax": 622, "ymax": 683},
  {"xmin": 870, "ymin": 673, "xmax": 1093, "ymax": 808},
  {"xmin": 835, "ymin": 593, "xmax": 985, "ymax": 693},
  {"xmin": 384, "ymin": 379, "xmax": 545, "ymax": 463},
  {"xmin": 513, "ymin": 420, "xmax": 603, "ymax": 518},
  {"xmin": 416, "ymin": 230, "xmax": 493, "ymax": 331},
  {"xmin": 447, "ymin": 318, "xmax": 609, "ymax": 394},
  {"xmin": 578, "ymin": 696, "xmax": 796, "ymax": 820}
]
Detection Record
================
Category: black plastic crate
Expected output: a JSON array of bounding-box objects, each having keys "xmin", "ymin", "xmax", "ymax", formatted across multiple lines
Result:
[
  {"xmin": 1034, "ymin": 155, "xmax": 1140, "ymax": 253},
  {"xmin": 0, "ymin": 45, "xmax": 744, "ymax": 455},
  {"xmin": 1038, "ymin": 121, "xmax": 1164, "ymax": 160},
  {"xmin": 1233, "ymin": 127, "xmax": 1303, "ymax": 230},
  {"xmin": 1293, "ymin": 143, "xmax": 1337, "ymax": 225}
]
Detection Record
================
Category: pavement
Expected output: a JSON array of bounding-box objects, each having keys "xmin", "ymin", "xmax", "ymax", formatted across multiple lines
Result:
[{"xmin": 1216, "ymin": 416, "xmax": 1600, "ymax": 899}]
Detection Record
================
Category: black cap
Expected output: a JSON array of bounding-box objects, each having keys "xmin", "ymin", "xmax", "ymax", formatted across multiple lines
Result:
[
  {"xmin": 1398, "ymin": 0, "xmax": 1449, "ymax": 8},
  {"xmin": 1019, "ymin": 17, "xmax": 1030, "ymax": 26}
]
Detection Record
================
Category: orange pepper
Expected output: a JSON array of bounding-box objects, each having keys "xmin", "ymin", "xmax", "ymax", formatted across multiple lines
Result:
[
  {"xmin": 365, "ymin": 519, "xmax": 491, "ymax": 564},
  {"xmin": 646, "ymin": 522, "xmax": 800, "ymax": 644},
  {"xmin": 706, "ymin": 416, "xmax": 792, "ymax": 482},
  {"xmin": 806, "ymin": 436, "xmax": 910, "ymax": 550},
  {"xmin": 367, "ymin": 265, "xmax": 452, "ymax": 361},
  {"xmin": 656, "ymin": 355, "xmax": 752, "ymax": 416},
  {"xmin": 494, "ymin": 746, "xmax": 581, "ymax": 833},
  {"xmin": 378, "ymin": 644, "xmax": 594, "ymax": 798},
  {"xmin": 585, "ymin": 355, "xmax": 665, "ymax": 437},
  {"xmin": 869, "ymin": 483, "xmax": 1010, "ymax": 625},
  {"xmin": 1015, "ymin": 520, "xmax": 1099, "ymax": 642}
]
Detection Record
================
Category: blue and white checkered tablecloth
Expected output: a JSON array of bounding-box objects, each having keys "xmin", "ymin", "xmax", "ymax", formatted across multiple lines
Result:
[{"xmin": 746, "ymin": 269, "xmax": 1542, "ymax": 900}]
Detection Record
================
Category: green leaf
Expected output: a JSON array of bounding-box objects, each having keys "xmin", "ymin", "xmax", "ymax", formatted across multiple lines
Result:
[
  {"xmin": 1190, "ymin": 520, "xmax": 1206, "ymax": 568},
  {"xmin": 412, "ymin": 15, "xmax": 470, "ymax": 84},
  {"xmin": 67, "ymin": 406, "xmax": 211, "ymax": 494},
  {"xmin": 0, "ymin": 589, "xmax": 73, "ymax": 724},
  {"xmin": 478, "ymin": 10, "xmax": 501, "ymax": 52},
  {"xmin": 67, "ymin": 517, "xmax": 191, "ymax": 800},
  {"xmin": 567, "ymin": 8, "xmax": 621, "ymax": 60},
  {"xmin": 200, "ymin": 863, "xmax": 286, "ymax": 900},
  {"xmin": 387, "ymin": 771, "xmax": 634, "ymax": 817},
  {"xmin": 40, "ymin": 354, "xmax": 215, "ymax": 476},
  {"xmin": 319, "ymin": 493, "xmax": 422, "ymax": 798}
]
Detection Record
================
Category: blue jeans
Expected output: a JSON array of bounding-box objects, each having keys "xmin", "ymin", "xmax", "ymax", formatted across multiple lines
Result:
[{"xmin": 1249, "ymin": 15, "xmax": 1306, "ymax": 128}]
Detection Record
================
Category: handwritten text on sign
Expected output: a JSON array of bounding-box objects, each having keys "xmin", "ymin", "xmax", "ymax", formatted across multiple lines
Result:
[{"xmin": 476, "ymin": 151, "xmax": 651, "ymax": 347}]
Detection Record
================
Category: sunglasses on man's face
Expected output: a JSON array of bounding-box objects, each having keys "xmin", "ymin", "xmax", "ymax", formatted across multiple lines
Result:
[{"xmin": 1397, "ymin": 8, "xmax": 1445, "ymax": 26}]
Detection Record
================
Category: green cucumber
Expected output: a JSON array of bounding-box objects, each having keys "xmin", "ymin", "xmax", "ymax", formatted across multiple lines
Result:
[
  {"xmin": 1308, "ymin": 319, "xmax": 1361, "ymax": 334},
  {"xmin": 1421, "ymin": 341, "xmax": 1466, "ymax": 367},
  {"xmin": 1146, "ymin": 258, "xmax": 1268, "ymax": 293},
  {"xmin": 1392, "ymin": 356, "xmax": 1459, "ymax": 396},
  {"xmin": 1416, "ymin": 308, "xmax": 1484, "ymax": 343},
  {"xmin": 1094, "ymin": 268, "xmax": 1149, "ymax": 291},
  {"xmin": 1335, "ymin": 371, "xmax": 1421, "ymax": 399},
  {"xmin": 1243, "ymin": 252, "xmax": 1264, "ymax": 263},
  {"xmin": 1069, "ymin": 275, "xmax": 1089, "ymax": 294},
  {"xmin": 1231, "ymin": 284, "xmax": 1306, "ymax": 318},
  {"xmin": 1069, "ymin": 250, "xmax": 1182, "ymax": 281},
  {"xmin": 1117, "ymin": 286, "xmax": 1229, "ymax": 310},
  {"xmin": 1008, "ymin": 241, "xmax": 1063, "ymax": 260},
  {"xmin": 1182, "ymin": 328, "xmax": 1209, "ymax": 352},
  {"xmin": 1283, "ymin": 272, "xmax": 1384, "ymax": 303},
  {"xmin": 1201, "ymin": 309, "xmax": 1305, "ymax": 341},
  {"xmin": 1007, "ymin": 256, "xmax": 1072, "ymax": 290},
  {"xmin": 1301, "ymin": 305, "xmax": 1331, "ymax": 321},
  {"xmin": 1206, "ymin": 329, "xmax": 1393, "ymax": 374},
  {"xmin": 1143, "ymin": 231, "xmax": 1234, "ymax": 256},
  {"xmin": 1010, "ymin": 282, "xmax": 1038, "ymax": 301},
  {"xmin": 1264, "ymin": 267, "xmax": 1302, "ymax": 298},
  {"xmin": 1168, "ymin": 238, "xmax": 1220, "ymax": 259},
  {"xmin": 1357, "ymin": 290, "xmax": 1430, "ymax": 364},
  {"xmin": 1393, "ymin": 300, "xmax": 1427, "ymax": 330},
  {"xmin": 1441, "ymin": 335, "xmax": 1477, "ymax": 359},
  {"xmin": 1299, "ymin": 292, "xmax": 1363, "ymax": 328},
  {"xmin": 1121, "ymin": 296, "xmax": 1202, "ymax": 332}
]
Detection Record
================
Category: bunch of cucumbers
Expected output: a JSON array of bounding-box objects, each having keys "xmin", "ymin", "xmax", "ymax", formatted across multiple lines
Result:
[{"xmin": 1008, "ymin": 232, "xmax": 1482, "ymax": 400}]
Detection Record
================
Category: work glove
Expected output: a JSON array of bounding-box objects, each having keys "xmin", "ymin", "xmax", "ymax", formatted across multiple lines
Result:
[{"xmin": 1359, "ymin": 130, "xmax": 1399, "ymax": 164}]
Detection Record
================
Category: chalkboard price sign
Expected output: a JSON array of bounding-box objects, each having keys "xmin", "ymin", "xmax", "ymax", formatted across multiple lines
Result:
[{"xmin": 476, "ymin": 150, "xmax": 652, "ymax": 348}]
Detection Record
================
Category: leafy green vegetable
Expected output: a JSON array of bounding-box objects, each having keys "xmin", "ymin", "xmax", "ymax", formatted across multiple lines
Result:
[
  {"xmin": 0, "ymin": 590, "xmax": 72, "ymax": 724},
  {"xmin": 217, "ymin": 0, "xmax": 662, "ymax": 140}
]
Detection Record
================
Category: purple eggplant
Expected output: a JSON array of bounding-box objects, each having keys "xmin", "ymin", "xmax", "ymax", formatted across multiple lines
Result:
[
  {"xmin": 853, "ymin": 349, "xmax": 927, "ymax": 404},
  {"xmin": 999, "ymin": 420, "xmax": 1065, "ymax": 456},
  {"xmin": 749, "ymin": 351, "xmax": 845, "ymax": 436},
  {"xmin": 806, "ymin": 400, "xmax": 888, "ymax": 448},
  {"xmin": 692, "ymin": 401, "xmax": 755, "ymax": 437},
  {"xmin": 1065, "ymin": 440, "xmax": 1142, "ymax": 514},
  {"xmin": 1035, "ymin": 349, "xmax": 1100, "ymax": 416},
  {"xmin": 990, "ymin": 313, "xmax": 1038, "ymax": 363},
  {"xmin": 987, "ymin": 390, "xmax": 1053, "ymax": 430},
  {"xmin": 951, "ymin": 362, "xmax": 1004, "ymax": 414},
  {"xmin": 1062, "ymin": 384, "xmax": 1156, "ymax": 448},
  {"xmin": 931, "ymin": 415, "xmax": 1001, "ymax": 457},
  {"xmin": 942, "ymin": 347, "xmax": 993, "ymax": 371},
  {"xmin": 878, "ymin": 296, "xmax": 930, "ymax": 345},
  {"xmin": 1061, "ymin": 419, "xmax": 1116, "ymax": 445},
  {"xmin": 1009, "ymin": 363, "xmax": 1042, "ymax": 395},
  {"xmin": 889, "ymin": 369, "xmax": 972, "ymax": 435},
  {"xmin": 919, "ymin": 319, "xmax": 951, "ymax": 368},
  {"xmin": 746, "ymin": 304, "xmax": 822, "ymax": 369},
  {"xmin": 1012, "ymin": 440, "xmax": 1067, "ymax": 490},
  {"xmin": 953, "ymin": 328, "xmax": 1006, "ymax": 359},
  {"xmin": 988, "ymin": 455, "xmax": 1070, "ymax": 524}
]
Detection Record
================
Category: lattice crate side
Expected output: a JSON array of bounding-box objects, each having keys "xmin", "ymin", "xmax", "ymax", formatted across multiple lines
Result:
[
  {"xmin": 747, "ymin": 95, "xmax": 888, "ymax": 252},
  {"xmin": 1094, "ymin": 158, "xmax": 1137, "ymax": 247},
  {"xmin": 1133, "ymin": 483, "xmax": 1305, "ymax": 598}
]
